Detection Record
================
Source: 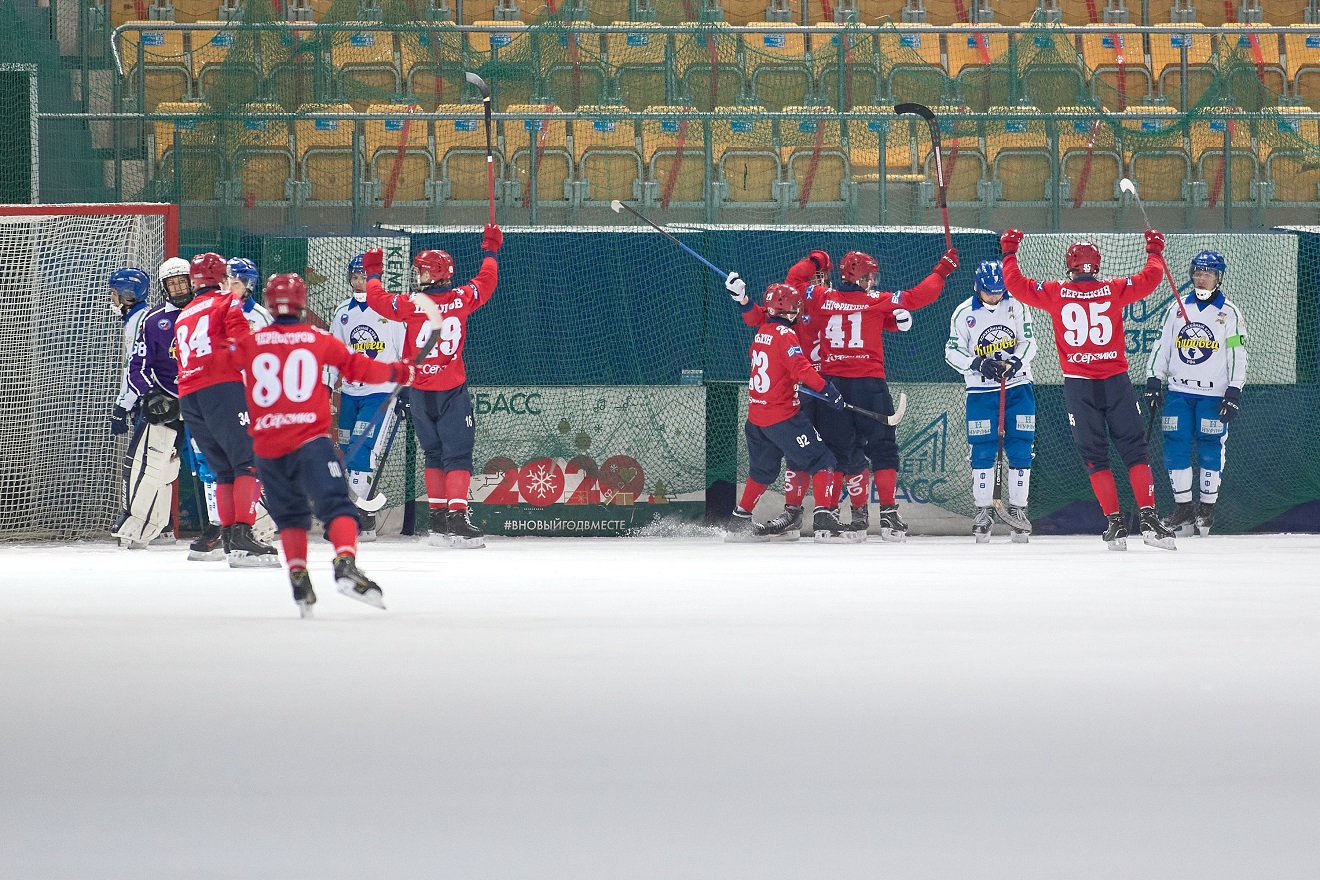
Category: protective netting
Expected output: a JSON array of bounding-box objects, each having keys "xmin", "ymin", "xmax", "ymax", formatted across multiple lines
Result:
[{"xmin": 0, "ymin": 207, "xmax": 169, "ymax": 540}]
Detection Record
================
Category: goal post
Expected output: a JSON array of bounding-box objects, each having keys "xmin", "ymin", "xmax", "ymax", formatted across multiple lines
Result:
[{"xmin": 0, "ymin": 202, "xmax": 177, "ymax": 541}]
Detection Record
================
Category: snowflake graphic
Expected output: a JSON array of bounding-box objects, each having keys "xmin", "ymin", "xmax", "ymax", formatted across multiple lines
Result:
[{"xmin": 523, "ymin": 462, "xmax": 562, "ymax": 502}]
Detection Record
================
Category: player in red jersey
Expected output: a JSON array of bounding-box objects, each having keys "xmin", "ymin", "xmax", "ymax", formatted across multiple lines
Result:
[
  {"xmin": 220, "ymin": 273, "xmax": 418, "ymax": 616},
  {"xmin": 782, "ymin": 246, "xmax": 958, "ymax": 542},
  {"xmin": 173, "ymin": 252, "xmax": 279, "ymax": 567},
  {"xmin": 727, "ymin": 283, "xmax": 850, "ymax": 543},
  {"xmin": 1000, "ymin": 228, "xmax": 1177, "ymax": 550},
  {"xmin": 361, "ymin": 223, "xmax": 501, "ymax": 549}
]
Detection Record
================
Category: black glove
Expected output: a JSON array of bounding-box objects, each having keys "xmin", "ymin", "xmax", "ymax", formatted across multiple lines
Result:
[
  {"xmin": 818, "ymin": 381, "xmax": 845, "ymax": 410},
  {"xmin": 394, "ymin": 387, "xmax": 411, "ymax": 415},
  {"xmin": 1144, "ymin": 377, "xmax": 1163, "ymax": 413},
  {"xmin": 110, "ymin": 405, "xmax": 130, "ymax": 435},
  {"xmin": 972, "ymin": 356, "xmax": 1009, "ymax": 382},
  {"xmin": 1001, "ymin": 356, "xmax": 1024, "ymax": 380},
  {"xmin": 1218, "ymin": 386, "xmax": 1241, "ymax": 423}
]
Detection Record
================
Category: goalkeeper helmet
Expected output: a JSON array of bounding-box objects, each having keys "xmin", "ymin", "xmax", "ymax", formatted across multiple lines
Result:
[
  {"xmin": 839, "ymin": 251, "xmax": 879, "ymax": 286},
  {"xmin": 265, "ymin": 273, "xmax": 308, "ymax": 318},
  {"xmin": 763, "ymin": 283, "xmax": 804, "ymax": 321},
  {"xmin": 413, "ymin": 249, "xmax": 454, "ymax": 286},
  {"xmin": 158, "ymin": 257, "xmax": 193, "ymax": 308},
  {"xmin": 109, "ymin": 268, "xmax": 151, "ymax": 315},
  {"xmin": 1065, "ymin": 241, "xmax": 1102, "ymax": 276},
  {"xmin": 974, "ymin": 260, "xmax": 1007, "ymax": 300},
  {"xmin": 226, "ymin": 257, "xmax": 260, "ymax": 296},
  {"xmin": 189, "ymin": 252, "xmax": 228, "ymax": 290}
]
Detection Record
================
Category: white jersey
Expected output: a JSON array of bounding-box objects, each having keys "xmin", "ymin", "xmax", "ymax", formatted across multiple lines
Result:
[
  {"xmin": 115, "ymin": 303, "xmax": 149, "ymax": 410},
  {"xmin": 944, "ymin": 293, "xmax": 1037, "ymax": 392},
  {"xmin": 243, "ymin": 299, "xmax": 274, "ymax": 332},
  {"xmin": 326, "ymin": 297, "xmax": 406, "ymax": 396},
  {"xmin": 1145, "ymin": 290, "xmax": 1248, "ymax": 397}
]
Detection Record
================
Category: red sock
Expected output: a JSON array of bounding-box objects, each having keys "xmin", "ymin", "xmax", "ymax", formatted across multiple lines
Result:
[
  {"xmin": 812, "ymin": 470, "xmax": 840, "ymax": 509},
  {"xmin": 233, "ymin": 474, "xmax": 258, "ymax": 525},
  {"xmin": 845, "ymin": 469, "xmax": 870, "ymax": 509},
  {"xmin": 279, "ymin": 527, "xmax": 308, "ymax": 571},
  {"xmin": 873, "ymin": 468, "xmax": 897, "ymax": 506},
  {"xmin": 783, "ymin": 470, "xmax": 807, "ymax": 507},
  {"xmin": 216, "ymin": 482, "xmax": 236, "ymax": 527},
  {"xmin": 1089, "ymin": 470, "xmax": 1120, "ymax": 516},
  {"xmin": 738, "ymin": 479, "xmax": 768, "ymax": 512},
  {"xmin": 327, "ymin": 515, "xmax": 358, "ymax": 558},
  {"xmin": 425, "ymin": 467, "xmax": 448, "ymax": 510},
  {"xmin": 446, "ymin": 470, "xmax": 472, "ymax": 510},
  {"xmin": 1128, "ymin": 463, "xmax": 1155, "ymax": 508}
]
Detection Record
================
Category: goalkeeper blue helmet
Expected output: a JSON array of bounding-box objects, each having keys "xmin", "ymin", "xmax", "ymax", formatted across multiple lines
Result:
[
  {"xmin": 1190, "ymin": 250, "xmax": 1226, "ymax": 279},
  {"xmin": 974, "ymin": 260, "xmax": 1007, "ymax": 297},
  {"xmin": 226, "ymin": 257, "xmax": 260, "ymax": 294},
  {"xmin": 108, "ymin": 267, "xmax": 151, "ymax": 304}
]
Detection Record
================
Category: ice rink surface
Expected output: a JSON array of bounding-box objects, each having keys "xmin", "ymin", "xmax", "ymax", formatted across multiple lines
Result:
[{"xmin": 2, "ymin": 532, "xmax": 1318, "ymax": 879}]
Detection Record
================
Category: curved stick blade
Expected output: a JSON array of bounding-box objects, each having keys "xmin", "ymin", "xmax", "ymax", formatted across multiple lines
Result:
[
  {"xmin": 354, "ymin": 491, "xmax": 387, "ymax": 513},
  {"xmin": 611, "ymin": 199, "xmax": 624, "ymax": 213},
  {"xmin": 1118, "ymin": 177, "xmax": 1137, "ymax": 195},
  {"xmin": 888, "ymin": 392, "xmax": 908, "ymax": 426},
  {"xmin": 464, "ymin": 71, "xmax": 490, "ymax": 98}
]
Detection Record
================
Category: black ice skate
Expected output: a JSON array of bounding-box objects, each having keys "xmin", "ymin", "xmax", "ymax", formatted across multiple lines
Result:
[
  {"xmin": 754, "ymin": 505, "xmax": 802, "ymax": 541},
  {"xmin": 333, "ymin": 554, "xmax": 385, "ymax": 609},
  {"xmin": 848, "ymin": 504, "xmax": 870, "ymax": 537},
  {"xmin": 876, "ymin": 505, "xmax": 908, "ymax": 543},
  {"xmin": 446, "ymin": 507, "xmax": 486, "ymax": 549},
  {"xmin": 358, "ymin": 511, "xmax": 377, "ymax": 543},
  {"xmin": 227, "ymin": 522, "xmax": 282, "ymax": 568},
  {"xmin": 427, "ymin": 507, "xmax": 449, "ymax": 548},
  {"xmin": 812, "ymin": 507, "xmax": 851, "ymax": 544},
  {"xmin": 723, "ymin": 508, "xmax": 757, "ymax": 543},
  {"xmin": 188, "ymin": 523, "xmax": 225, "ymax": 561},
  {"xmin": 1139, "ymin": 506, "xmax": 1177, "ymax": 550},
  {"xmin": 290, "ymin": 568, "xmax": 317, "ymax": 618},
  {"xmin": 1162, "ymin": 501, "xmax": 1197, "ymax": 537},
  {"xmin": 1102, "ymin": 512, "xmax": 1128, "ymax": 551},
  {"xmin": 1195, "ymin": 501, "xmax": 1215, "ymax": 536},
  {"xmin": 1006, "ymin": 506, "xmax": 1030, "ymax": 544},
  {"xmin": 973, "ymin": 507, "xmax": 993, "ymax": 544}
]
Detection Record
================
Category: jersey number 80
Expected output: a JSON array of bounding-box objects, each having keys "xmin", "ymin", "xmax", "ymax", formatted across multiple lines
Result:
[{"xmin": 251, "ymin": 349, "xmax": 318, "ymax": 407}]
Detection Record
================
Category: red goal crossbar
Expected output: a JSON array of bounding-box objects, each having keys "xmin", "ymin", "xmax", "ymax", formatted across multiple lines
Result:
[{"xmin": 0, "ymin": 203, "xmax": 179, "ymax": 257}]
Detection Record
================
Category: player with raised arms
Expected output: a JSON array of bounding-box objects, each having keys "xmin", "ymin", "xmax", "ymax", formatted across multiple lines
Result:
[
  {"xmin": 1000, "ymin": 229, "xmax": 1177, "ymax": 550},
  {"xmin": 362, "ymin": 223, "xmax": 502, "ymax": 549},
  {"xmin": 173, "ymin": 252, "xmax": 279, "ymax": 567},
  {"xmin": 1145, "ymin": 250, "xmax": 1248, "ymax": 537},
  {"xmin": 219, "ymin": 273, "xmax": 418, "ymax": 617},
  {"xmin": 327, "ymin": 253, "xmax": 406, "ymax": 541},
  {"xmin": 944, "ymin": 260, "xmax": 1037, "ymax": 543}
]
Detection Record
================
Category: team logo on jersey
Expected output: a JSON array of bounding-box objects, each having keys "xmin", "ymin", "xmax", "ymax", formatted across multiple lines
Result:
[
  {"xmin": 966, "ymin": 315, "xmax": 975, "ymax": 328},
  {"xmin": 787, "ymin": 345, "xmax": 802, "ymax": 357},
  {"xmin": 1175, "ymin": 321, "xmax": 1220, "ymax": 365},
  {"xmin": 349, "ymin": 324, "xmax": 385, "ymax": 357},
  {"xmin": 974, "ymin": 325, "xmax": 1017, "ymax": 358},
  {"xmin": 340, "ymin": 313, "xmax": 350, "ymax": 325},
  {"xmin": 157, "ymin": 318, "xmax": 170, "ymax": 331}
]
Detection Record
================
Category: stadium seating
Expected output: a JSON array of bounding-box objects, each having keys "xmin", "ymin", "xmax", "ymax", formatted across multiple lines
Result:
[
  {"xmin": 881, "ymin": 25, "xmax": 945, "ymax": 109},
  {"xmin": 366, "ymin": 104, "xmax": 434, "ymax": 205},
  {"xmin": 985, "ymin": 106, "xmax": 1052, "ymax": 203},
  {"xmin": 712, "ymin": 107, "xmax": 783, "ymax": 205},
  {"xmin": 507, "ymin": 103, "xmax": 573, "ymax": 206},
  {"xmin": 1190, "ymin": 107, "xmax": 1258, "ymax": 205},
  {"xmin": 1286, "ymin": 25, "xmax": 1320, "ymax": 107},
  {"xmin": 918, "ymin": 106, "xmax": 987, "ymax": 203},
  {"xmin": 1078, "ymin": 29, "xmax": 1152, "ymax": 110},
  {"xmin": 1263, "ymin": 107, "xmax": 1320, "ymax": 203},
  {"xmin": 675, "ymin": 24, "xmax": 745, "ymax": 111},
  {"xmin": 946, "ymin": 25, "xmax": 1012, "ymax": 112},
  {"xmin": 189, "ymin": 23, "xmax": 260, "ymax": 109},
  {"xmin": 539, "ymin": 26, "xmax": 609, "ymax": 111},
  {"xmin": 572, "ymin": 107, "xmax": 643, "ymax": 204},
  {"xmin": 1119, "ymin": 108, "xmax": 1190, "ymax": 204},
  {"xmin": 151, "ymin": 100, "xmax": 223, "ymax": 203},
  {"xmin": 781, "ymin": 106, "xmax": 853, "ymax": 207},
  {"xmin": 605, "ymin": 23, "xmax": 670, "ymax": 110},
  {"xmin": 401, "ymin": 28, "xmax": 470, "ymax": 110},
  {"xmin": 848, "ymin": 106, "xmax": 923, "ymax": 183},
  {"xmin": 330, "ymin": 25, "xmax": 401, "ymax": 111},
  {"xmin": 814, "ymin": 27, "xmax": 883, "ymax": 111},
  {"xmin": 1220, "ymin": 25, "xmax": 1286, "ymax": 110},
  {"xmin": 433, "ymin": 103, "xmax": 505, "ymax": 204},
  {"xmin": 293, "ymin": 103, "xmax": 357, "ymax": 204},
  {"xmin": 1149, "ymin": 24, "xmax": 1216, "ymax": 107},
  {"xmin": 744, "ymin": 23, "xmax": 813, "ymax": 111},
  {"xmin": 121, "ymin": 26, "xmax": 190, "ymax": 111},
  {"xmin": 469, "ymin": 22, "xmax": 536, "ymax": 110},
  {"xmin": 1016, "ymin": 27, "xmax": 1087, "ymax": 111},
  {"xmin": 1057, "ymin": 108, "xmax": 1123, "ymax": 204},
  {"xmin": 640, "ymin": 106, "xmax": 706, "ymax": 207},
  {"xmin": 267, "ymin": 29, "xmax": 324, "ymax": 111},
  {"xmin": 231, "ymin": 104, "xmax": 294, "ymax": 205}
]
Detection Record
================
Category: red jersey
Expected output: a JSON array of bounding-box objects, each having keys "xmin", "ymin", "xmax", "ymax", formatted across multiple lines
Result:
[
  {"xmin": 786, "ymin": 257, "xmax": 945, "ymax": 378},
  {"xmin": 174, "ymin": 288, "xmax": 251, "ymax": 395},
  {"xmin": 364, "ymin": 256, "xmax": 497, "ymax": 391},
  {"xmin": 748, "ymin": 319, "xmax": 827, "ymax": 428},
  {"xmin": 1002, "ymin": 253, "xmax": 1163, "ymax": 379},
  {"xmin": 225, "ymin": 322, "xmax": 396, "ymax": 458}
]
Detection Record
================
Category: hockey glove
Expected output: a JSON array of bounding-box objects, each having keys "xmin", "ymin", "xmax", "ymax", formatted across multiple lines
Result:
[
  {"xmin": 972, "ymin": 356, "xmax": 1009, "ymax": 382},
  {"xmin": 1145, "ymin": 229, "xmax": 1166, "ymax": 255},
  {"xmin": 1001, "ymin": 356, "xmax": 1024, "ymax": 380},
  {"xmin": 808, "ymin": 249, "xmax": 832, "ymax": 274},
  {"xmin": 110, "ymin": 405, "xmax": 130, "ymax": 435},
  {"xmin": 818, "ymin": 381, "xmax": 845, "ymax": 410},
  {"xmin": 394, "ymin": 387, "xmax": 411, "ymax": 415},
  {"xmin": 725, "ymin": 271, "xmax": 749, "ymax": 306},
  {"xmin": 389, "ymin": 362, "xmax": 418, "ymax": 386},
  {"xmin": 482, "ymin": 223, "xmax": 503, "ymax": 254},
  {"xmin": 1000, "ymin": 228, "xmax": 1024, "ymax": 255},
  {"xmin": 1143, "ymin": 377, "xmax": 1164, "ymax": 412},
  {"xmin": 934, "ymin": 248, "xmax": 959, "ymax": 278},
  {"xmin": 1218, "ymin": 385, "xmax": 1241, "ymax": 423},
  {"xmin": 892, "ymin": 308, "xmax": 913, "ymax": 332},
  {"xmin": 362, "ymin": 248, "xmax": 384, "ymax": 280}
]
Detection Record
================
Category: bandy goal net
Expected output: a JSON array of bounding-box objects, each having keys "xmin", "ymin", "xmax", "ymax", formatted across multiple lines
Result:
[{"xmin": 0, "ymin": 204, "xmax": 176, "ymax": 541}]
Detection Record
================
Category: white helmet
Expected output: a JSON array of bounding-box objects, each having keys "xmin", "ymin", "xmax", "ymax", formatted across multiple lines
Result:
[
  {"xmin": 158, "ymin": 257, "xmax": 193, "ymax": 307},
  {"xmin": 158, "ymin": 257, "xmax": 190, "ymax": 282}
]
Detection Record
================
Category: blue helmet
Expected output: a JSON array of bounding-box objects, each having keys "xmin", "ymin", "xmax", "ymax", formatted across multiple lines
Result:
[
  {"xmin": 974, "ymin": 260, "xmax": 1007, "ymax": 296},
  {"xmin": 226, "ymin": 257, "xmax": 260, "ymax": 292},
  {"xmin": 1190, "ymin": 250, "xmax": 1226, "ymax": 279},
  {"xmin": 108, "ymin": 267, "xmax": 151, "ymax": 303},
  {"xmin": 347, "ymin": 254, "xmax": 365, "ymax": 280}
]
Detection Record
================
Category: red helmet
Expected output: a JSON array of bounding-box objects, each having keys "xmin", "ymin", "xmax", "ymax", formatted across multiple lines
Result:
[
  {"xmin": 839, "ymin": 250, "xmax": 880, "ymax": 285},
  {"xmin": 763, "ymin": 283, "xmax": 803, "ymax": 316},
  {"xmin": 1066, "ymin": 241, "xmax": 1102, "ymax": 275},
  {"xmin": 189, "ymin": 252, "xmax": 228, "ymax": 289},
  {"xmin": 413, "ymin": 249, "xmax": 454, "ymax": 284},
  {"xmin": 264, "ymin": 273, "xmax": 308, "ymax": 317}
]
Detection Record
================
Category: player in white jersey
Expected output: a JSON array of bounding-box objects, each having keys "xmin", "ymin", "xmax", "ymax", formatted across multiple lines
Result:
[
  {"xmin": 227, "ymin": 257, "xmax": 274, "ymax": 331},
  {"xmin": 1144, "ymin": 250, "xmax": 1249, "ymax": 536},
  {"xmin": 945, "ymin": 261, "xmax": 1037, "ymax": 543},
  {"xmin": 326, "ymin": 254, "xmax": 407, "ymax": 540},
  {"xmin": 108, "ymin": 267, "xmax": 152, "ymax": 437}
]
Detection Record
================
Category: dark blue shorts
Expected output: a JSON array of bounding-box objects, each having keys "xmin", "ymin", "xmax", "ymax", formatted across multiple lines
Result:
[
  {"xmin": 255, "ymin": 436, "xmax": 359, "ymax": 532},
  {"xmin": 411, "ymin": 385, "xmax": 475, "ymax": 472},
  {"xmin": 814, "ymin": 375, "xmax": 897, "ymax": 473},
  {"xmin": 745, "ymin": 412, "xmax": 837, "ymax": 485},
  {"xmin": 180, "ymin": 381, "xmax": 256, "ymax": 484},
  {"xmin": 1063, "ymin": 374, "xmax": 1149, "ymax": 473}
]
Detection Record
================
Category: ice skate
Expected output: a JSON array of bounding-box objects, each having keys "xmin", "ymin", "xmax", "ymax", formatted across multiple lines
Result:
[
  {"xmin": 848, "ymin": 503, "xmax": 870, "ymax": 537},
  {"xmin": 333, "ymin": 554, "xmax": 385, "ymax": 610},
  {"xmin": 187, "ymin": 523, "xmax": 225, "ymax": 561},
  {"xmin": 723, "ymin": 508, "xmax": 757, "ymax": 543},
  {"xmin": 972, "ymin": 506, "xmax": 993, "ymax": 544},
  {"xmin": 876, "ymin": 505, "xmax": 908, "ymax": 543},
  {"xmin": 1162, "ymin": 501, "xmax": 1197, "ymax": 537},
  {"xmin": 447, "ymin": 508, "xmax": 486, "ymax": 549},
  {"xmin": 1102, "ymin": 512, "xmax": 1128, "ymax": 551},
  {"xmin": 290, "ymin": 568, "xmax": 317, "ymax": 618},
  {"xmin": 995, "ymin": 503, "xmax": 1032, "ymax": 535},
  {"xmin": 358, "ymin": 511, "xmax": 377, "ymax": 543},
  {"xmin": 1139, "ymin": 506, "xmax": 1177, "ymax": 550},
  {"xmin": 754, "ymin": 505, "xmax": 801, "ymax": 541},
  {"xmin": 1008, "ymin": 508, "xmax": 1030, "ymax": 544},
  {"xmin": 227, "ymin": 522, "xmax": 282, "ymax": 568},
  {"xmin": 426, "ymin": 507, "xmax": 449, "ymax": 548},
  {"xmin": 812, "ymin": 507, "xmax": 851, "ymax": 544},
  {"xmin": 1195, "ymin": 501, "xmax": 1215, "ymax": 536}
]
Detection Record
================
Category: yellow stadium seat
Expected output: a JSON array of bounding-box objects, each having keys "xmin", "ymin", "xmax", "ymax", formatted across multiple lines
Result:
[
  {"xmin": 572, "ymin": 107, "xmax": 642, "ymax": 204},
  {"xmin": 1150, "ymin": 25, "xmax": 1216, "ymax": 107},
  {"xmin": 582, "ymin": 0, "xmax": 631, "ymax": 24},
  {"xmin": 606, "ymin": 23, "xmax": 669, "ymax": 110},
  {"xmin": 432, "ymin": 103, "xmax": 504, "ymax": 204},
  {"xmin": 294, "ymin": 103, "xmax": 356, "ymax": 204},
  {"xmin": 918, "ymin": 108, "xmax": 987, "ymax": 204},
  {"xmin": 1057, "ymin": 109, "xmax": 1123, "ymax": 204},
  {"xmin": 231, "ymin": 104, "xmax": 294, "ymax": 205},
  {"xmin": 539, "ymin": 26, "xmax": 609, "ymax": 111},
  {"xmin": 722, "ymin": 0, "xmax": 775, "ymax": 26},
  {"xmin": 985, "ymin": 107, "xmax": 1053, "ymax": 203},
  {"xmin": 1017, "ymin": 26, "xmax": 1087, "ymax": 112},
  {"xmin": 401, "ymin": 28, "xmax": 468, "ymax": 111},
  {"xmin": 853, "ymin": 0, "xmax": 912, "ymax": 24},
  {"xmin": 120, "ymin": 26, "xmax": 190, "ymax": 111},
  {"xmin": 460, "ymin": 0, "xmax": 499, "ymax": 24},
  {"xmin": 780, "ymin": 107, "xmax": 852, "ymax": 207},
  {"xmin": 170, "ymin": 0, "xmax": 223, "ymax": 22},
  {"xmin": 1219, "ymin": 25, "xmax": 1286, "ymax": 110},
  {"xmin": 675, "ymin": 24, "xmax": 745, "ymax": 112},
  {"xmin": 1190, "ymin": 108, "xmax": 1257, "ymax": 205},
  {"xmin": 1119, "ymin": 108, "xmax": 1190, "ymax": 203},
  {"xmin": 640, "ymin": 106, "xmax": 706, "ymax": 207},
  {"xmin": 881, "ymin": 25, "xmax": 945, "ymax": 110},
  {"xmin": 743, "ymin": 23, "xmax": 813, "ymax": 112},
  {"xmin": 267, "ymin": 29, "xmax": 323, "ymax": 111},
  {"xmin": 468, "ymin": 22, "xmax": 535, "ymax": 110},
  {"xmin": 848, "ymin": 107, "xmax": 922, "ymax": 182},
  {"xmin": 468, "ymin": 20, "xmax": 526, "ymax": 54},
  {"xmin": 814, "ymin": 27, "xmax": 882, "ymax": 111},
  {"xmin": 993, "ymin": 0, "xmax": 1047, "ymax": 24},
  {"xmin": 329, "ymin": 25, "xmax": 400, "ymax": 111},
  {"xmin": 1285, "ymin": 26, "xmax": 1320, "ymax": 107},
  {"xmin": 366, "ymin": 104, "xmax": 435, "ymax": 206},
  {"xmin": 947, "ymin": 25, "xmax": 1012, "ymax": 111},
  {"xmin": 188, "ymin": 23, "xmax": 260, "ymax": 109},
  {"xmin": 713, "ymin": 107, "xmax": 783, "ymax": 205},
  {"xmin": 1078, "ymin": 29, "xmax": 1152, "ymax": 110},
  {"xmin": 507, "ymin": 103, "xmax": 572, "ymax": 206},
  {"xmin": 1263, "ymin": 108, "xmax": 1320, "ymax": 202},
  {"xmin": 150, "ymin": 101, "xmax": 222, "ymax": 203}
]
